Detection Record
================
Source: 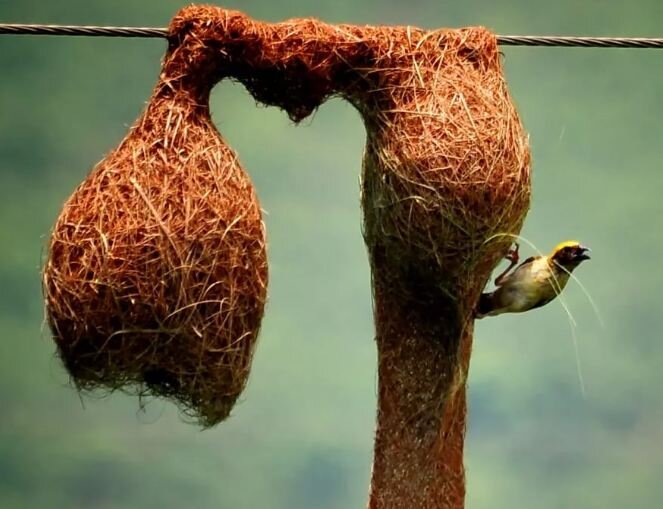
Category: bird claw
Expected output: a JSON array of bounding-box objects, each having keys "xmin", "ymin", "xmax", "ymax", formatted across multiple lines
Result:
[{"xmin": 505, "ymin": 243, "xmax": 519, "ymax": 264}]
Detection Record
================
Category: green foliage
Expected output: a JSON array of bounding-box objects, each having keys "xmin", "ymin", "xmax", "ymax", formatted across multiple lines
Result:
[{"xmin": 1, "ymin": 1, "xmax": 662, "ymax": 507}]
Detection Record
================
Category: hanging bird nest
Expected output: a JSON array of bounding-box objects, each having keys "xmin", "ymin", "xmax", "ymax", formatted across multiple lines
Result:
[
  {"xmin": 43, "ymin": 18, "xmax": 268, "ymax": 427},
  {"xmin": 43, "ymin": 4, "xmax": 530, "ymax": 453}
]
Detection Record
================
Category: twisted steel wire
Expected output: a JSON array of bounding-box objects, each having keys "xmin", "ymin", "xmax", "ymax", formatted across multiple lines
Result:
[
  {"xmin": 1, "ymin": 23, "xmax": 663, "ymax": 49},
  {"xmin": 497, "ymin": 35, "xmax": 663, "ymax": 49},
  {"xmin": 0, "ymin": 24, "xmax": 168, "ymax": 38}
]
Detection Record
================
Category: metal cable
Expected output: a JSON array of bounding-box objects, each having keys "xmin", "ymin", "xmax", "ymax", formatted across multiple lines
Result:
[
  {"xmin": 0, "ymin": 23, "xmax": 168, "ymax": 38},
  {"xmin": 497, "ymin": 35, "xmax": 663, "ymax": 49},
  {"xmin": 1, "ymin": 23, "xmax": 663, "ymax": 49}
]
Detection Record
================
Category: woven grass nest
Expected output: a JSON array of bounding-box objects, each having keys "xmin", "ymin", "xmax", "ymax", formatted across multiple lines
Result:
[
  {"xmin": 43, "ymin": 4, "xmax": 530, "ymax": 429},
  {"xmin": 43, "ymin": 16, "xmax": 268, "ymax": 427}
]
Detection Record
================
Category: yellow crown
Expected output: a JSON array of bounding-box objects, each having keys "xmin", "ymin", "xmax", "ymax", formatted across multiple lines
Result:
[{"xmin": 551, "ymin": 240, "xmax": 581, "ymax": 255}]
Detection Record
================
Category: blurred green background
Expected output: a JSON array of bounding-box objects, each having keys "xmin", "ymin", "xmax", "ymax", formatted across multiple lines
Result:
[{"xmin": 1, "ymin": 1, "xmax": 662, "ymax": 508}]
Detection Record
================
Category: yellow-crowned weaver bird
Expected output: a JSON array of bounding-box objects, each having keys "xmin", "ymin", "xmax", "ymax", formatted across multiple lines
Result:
[{"xmin": 476, "ymin": 240, "xmax": 591, "ymax": 318}]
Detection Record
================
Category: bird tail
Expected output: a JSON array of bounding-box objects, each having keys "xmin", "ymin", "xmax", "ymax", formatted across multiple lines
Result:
[{"xmin": 475, "ymin": 292, "xmax": 494, "ymax": 319}]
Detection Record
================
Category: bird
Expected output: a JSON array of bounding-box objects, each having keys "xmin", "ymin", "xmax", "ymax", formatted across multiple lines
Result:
[{"xmin": 476, "ymin": 240, "xmax": 591, "ymax": 318}]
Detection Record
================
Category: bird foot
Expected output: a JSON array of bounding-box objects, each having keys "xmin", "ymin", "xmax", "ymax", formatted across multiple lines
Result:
[{"xmin": 505, "ymin": 243, "xmax": 519, "ymax": 264}]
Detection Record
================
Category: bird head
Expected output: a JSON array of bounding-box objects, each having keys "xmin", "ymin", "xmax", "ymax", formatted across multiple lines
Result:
[{"xmin": 550, "ymin": 240, "xmax": 591, "ymax": 270}]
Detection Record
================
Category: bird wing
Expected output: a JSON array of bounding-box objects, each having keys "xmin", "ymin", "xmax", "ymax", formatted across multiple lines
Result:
[
  {"xmin": 528, "ymin": 294, "xmax": 556, "ymax": 311},
  {"xmin": 516, "ymin": 255, "xmax": 539, "ymax": 270}
]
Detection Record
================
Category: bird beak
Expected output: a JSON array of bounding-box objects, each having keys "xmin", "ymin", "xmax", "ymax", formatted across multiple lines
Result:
[{"xmin": 576, "ymin": 245, "xmax": 591, "ymax": 261}]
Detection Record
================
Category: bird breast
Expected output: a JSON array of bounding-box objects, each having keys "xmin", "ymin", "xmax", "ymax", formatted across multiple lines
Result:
[{"xmin": 498, "ymin": 258, "xmax": 571, "ymax": 312}]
